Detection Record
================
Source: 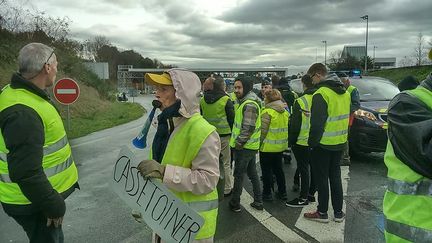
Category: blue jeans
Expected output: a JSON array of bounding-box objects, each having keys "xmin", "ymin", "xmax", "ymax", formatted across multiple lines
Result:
[{"xmin": 230, "ymin": 149, "xmax": 262, "ymax": 206}]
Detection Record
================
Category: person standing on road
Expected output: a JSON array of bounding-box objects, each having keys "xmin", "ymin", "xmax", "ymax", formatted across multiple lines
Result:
[
  {"xmin": 200, "ymin": 75, "xmax": 235, "ymax": 199},
  {"xmin": 383, "ymin": 51, "xmax": 432, "ymax": 242},
  {"xmin": 258, "ymin": 79, "xmax": 272, "ymax": 101},
  {"xmin": 138, "ymin": 69, "xmax": 220, "ymax": 243},
  {"xmin": 286, "ymin": 74, "xmax": 317, "ymax": 207},
  {"xmin": 0, "ymin": 43, "xmax": 79, "ymax": 243},
  {"xmin": 259, "ymin": 89, "xmax": 289, "ymax": 202},
  {"xmin": 229, "ymin": 76, "xmax": 263, "ymax": 212},
  {"xmin": 303, "ymin": 63, "xmax": 350, "ymax": 223},
  {"xmin": 337, "ymin": 72, "xmax": 360, "ymax": 166}
]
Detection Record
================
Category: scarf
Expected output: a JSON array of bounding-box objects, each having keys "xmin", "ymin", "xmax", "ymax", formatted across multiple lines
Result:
[{"xmin": 152, "ymin": 100, "xmax": 181, "ymax": 162}]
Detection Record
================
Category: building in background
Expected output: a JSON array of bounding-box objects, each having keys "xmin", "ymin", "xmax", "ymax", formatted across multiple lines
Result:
[
  {"xmin": 373, "ymin": 58, "xmax": 396, "ymax": 69},
  {"xmin": 341, "ymin": 45, "xmax": 396, "ymax": 70},
  {"xmin": 341, "ymin": 46, "xmax": 366, "ymax": 60}
]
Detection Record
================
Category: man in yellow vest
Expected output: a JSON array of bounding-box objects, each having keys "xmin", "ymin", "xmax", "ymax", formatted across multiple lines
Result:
[
  {"xmin": 383, "ymin": 50, "xmax": 432, "ymax": 242},
  {"xmin": 286, "ymin": 74, "xmax": 317, "ymax": 207},
  {"xmin": 303, "ymin": 63, "xmax": 350, "ymax": 223},
  {"xmin": 337, "ymin": 72, "xmax": 360, "ymax": 166},
  {"xmin": 138, "ymin": 69, "xmax": 220, "ymax": 242},
  {"xmin": 229, "ymin": 76, "xmax": 263, "ymax": 212},
  {"xmin": 200, "ymin": 75, "xmax": 235, "ymax": 199},
  {"xmin": 0, "ymin": 43, "xmax": 79, "ymax": 242}
]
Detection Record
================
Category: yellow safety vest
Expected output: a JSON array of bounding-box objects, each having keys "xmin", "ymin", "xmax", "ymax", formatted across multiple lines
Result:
[
  {"xmin": 229, "ymin": 92, "xmax": 239, "ymax": 111},
  {"xmin": 312, "ymin": 87, "xmax": 350, "ymax": 145},
  {"xmin": 260, "ymin": 108, "xmax": 288, "ymax": 152},
  {"xmin": 383, "ymin": 86, "xmax": 432, "ymax": 242},
  {"xmin": 0, "ymin": 85, "xmax": 78, "ymax": 205},
  {"xmin": 296, "ymin": 94, "xmax": 313, "ymax": 146},
  {"xmin": 161, "ymin": 113, "xmax": 218, "ymax": 240},
  {"xmin": 347, "ymin": 85, "xmax": 357, "ymax": 95},
  {"xmin": 200, "ymin": 96, "xmax": 231, "ymax": 135},
  {"xmin": 230, "ymin": 99, "xmax": 261, "ymax": 150}
]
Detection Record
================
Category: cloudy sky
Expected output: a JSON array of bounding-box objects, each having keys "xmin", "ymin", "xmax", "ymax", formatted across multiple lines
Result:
[{"xmin": 26, "ymin": 0, "xmax": 432, "ymax": 73}]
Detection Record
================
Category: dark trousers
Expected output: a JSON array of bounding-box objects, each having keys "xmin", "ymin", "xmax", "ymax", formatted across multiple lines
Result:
[
  {"xmin": 9, "ymin": 212, "xmax": 64, "ymax": 243},
  {"xmin": 259, "ymin": 152, "xmax": 287, "ymax": 196},
  {"xmin": 310, "ymin": 146, "xmax": 343, "ymax": 214},
  {"xmin": 230, "ymin": 149, "xmax": 262, "ymax": 206},
  {"xmin": 292, "ymin": 144, "xmax": 316, "ymax": 199},
  {"xmin": 293, "ymin": 169, "xmax": 300, "ymax": 186}
]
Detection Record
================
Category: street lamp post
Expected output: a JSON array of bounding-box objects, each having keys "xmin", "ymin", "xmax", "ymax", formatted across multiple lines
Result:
[
  {"xmin": 373, "ymin": 45, "xmax": 377, "ymax": 69},
  {"xmin": 322, "ymin": 40, "xmax": 327, "ymax": 66},
  {"xmin": 361, "ymin": 15, "xmax": 369, "ymax": 73}
]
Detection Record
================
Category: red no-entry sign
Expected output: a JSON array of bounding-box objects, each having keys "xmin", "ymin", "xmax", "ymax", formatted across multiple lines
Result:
[{"xmin": 53, "ymin": 78, "xmax": 80, "ymax": 105}]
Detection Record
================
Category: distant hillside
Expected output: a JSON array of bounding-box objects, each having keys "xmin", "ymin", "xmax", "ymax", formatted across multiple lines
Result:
[
  {"xmin": 0, "ymin": 29, "xmax": 145, "ymax": 138},
  {"xmin": 369, "ymin": 65, "xmax": 431, "ymax": 84}
]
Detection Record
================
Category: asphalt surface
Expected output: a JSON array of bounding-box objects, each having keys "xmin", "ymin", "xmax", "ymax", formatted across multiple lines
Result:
[{"xmin": 0, "ymin": 95, "xmax": 387, "ymax": 243}]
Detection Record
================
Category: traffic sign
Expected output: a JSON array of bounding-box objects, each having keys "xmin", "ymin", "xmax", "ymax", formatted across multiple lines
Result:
[{"xmin": 53, "ymin": 78, "xmax": 80, "ymax": 105}]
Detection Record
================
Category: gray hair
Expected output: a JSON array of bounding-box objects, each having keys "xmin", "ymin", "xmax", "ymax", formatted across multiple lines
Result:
[{"xmin": 18, "ymin": 43, "xmax": 55, "ymax": 79}]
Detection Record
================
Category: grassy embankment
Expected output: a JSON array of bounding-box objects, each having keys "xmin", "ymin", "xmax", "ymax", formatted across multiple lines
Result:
[
  {"xmin": 369, "ymin": 65, "xmax": 431, "ymax": 84},
  {"xmin": 0, "ymin": 30, "xmax": 145, "ymax": 139}
]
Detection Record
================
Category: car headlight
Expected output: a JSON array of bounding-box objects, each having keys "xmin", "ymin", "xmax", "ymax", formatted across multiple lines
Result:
[{"xmin": 354, "ymin": 109, "xmax": 377, "ymax": 121}]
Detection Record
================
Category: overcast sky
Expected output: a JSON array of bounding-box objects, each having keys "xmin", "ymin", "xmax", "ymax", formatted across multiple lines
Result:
[{"xmin": 27, "ymin": 0, "xmax": 432, "ymax": 73}]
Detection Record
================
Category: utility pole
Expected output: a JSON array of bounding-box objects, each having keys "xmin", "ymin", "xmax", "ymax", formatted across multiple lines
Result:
[
  {"xmin": 322, "ymin": 40, "xmax": 327, "ymax": 66},
  {"xmin": 373, "ymin": 45, "xmax": 377, "ymax": 69},
  {"xmin": 361, "ymin": 15, "xmax": 369, "ymax": 74}
]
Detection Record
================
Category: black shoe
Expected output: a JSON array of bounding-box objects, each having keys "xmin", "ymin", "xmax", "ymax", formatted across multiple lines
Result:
[
  {"xmin": 224, "ymin": 190, "xmax": 233, "ymax": 197},
  {"xmin": 307, "ymin": 195, "xmax": 316, "ymax": 203},
  {"xmin": 334, "ymin": 211, "xmax": 345, "ymax": 222},
  {"xmin": 276, "ymin": 192, "xmax": 288, "ymax": 201},
  {"xmin": 292, "ymin": 184, "xmax": 299, "ymax": 192},
  {"xmin": 229, "ymin": 201, "xmax": 241, "ymax": 213},
  {"xmin": 250, "ymin": 201, "xmax": 264, "ymax": 210},
  {"xmin": 285, "ymin": 198, "xmax": 309, "ymax": 207},
  {"xmin": 263, "ymin": 193, "xmax": 273, "ymax": 201}
]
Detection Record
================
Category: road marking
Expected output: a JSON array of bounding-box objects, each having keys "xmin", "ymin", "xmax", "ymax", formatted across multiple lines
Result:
[
  {"xmin": 57, "ymin": 89, "xmax": 77, "ymax": 94},
  {"xmin": 294, "ymin": 166, "xmax": 349, "ymax": 242},
  {"xmin": 240, "ymin": 189, "xmax": 307, "ymax": 243}
]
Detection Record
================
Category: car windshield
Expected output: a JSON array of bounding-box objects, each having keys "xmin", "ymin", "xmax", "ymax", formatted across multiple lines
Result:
[{"xmin": 350, "ymin": 77, "xmax": 399, "ymax": 101}]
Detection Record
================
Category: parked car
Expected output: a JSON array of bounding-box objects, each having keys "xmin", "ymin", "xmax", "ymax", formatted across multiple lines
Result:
[{"xmin": 289, "ymin": 76, "xmax": 399, "ymax": 153}]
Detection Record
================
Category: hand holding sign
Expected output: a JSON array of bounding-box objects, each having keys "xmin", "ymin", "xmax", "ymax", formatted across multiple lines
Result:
[
  {"xmin": 111, "ymin": 147, "xmax": 204, "ymax": 243},
  {"xmin": 137, "ymin": 159, "xmax": 165, "ymax": 179}
]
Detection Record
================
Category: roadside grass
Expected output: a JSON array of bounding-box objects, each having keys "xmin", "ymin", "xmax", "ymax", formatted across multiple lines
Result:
[
  {"xmin": 65, "ymin": 102, "xmax": 145, "ymax": 139},
  {"xmin": 369, "ymin": 65, "xmax": 431, "ymax": 84}
]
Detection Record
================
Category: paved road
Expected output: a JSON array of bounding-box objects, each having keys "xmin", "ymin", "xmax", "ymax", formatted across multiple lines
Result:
[{"xmin": 0, "ymin": 95, "xmax": 387, "ymax": 242}]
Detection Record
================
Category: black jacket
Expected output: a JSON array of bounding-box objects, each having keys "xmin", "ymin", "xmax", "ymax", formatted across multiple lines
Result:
[
  {"xmin": 387, "ymin": 73, "xmax": 432, "ymax": 179},
  {"xmin": 0, "ymin": 73, "xmax": 78, "ymax": 217},
  {"xmin": 308, "ymin": 74, "xmax": 347, "ymax": 151},
  {"xmin": 289, "ymin": 87, "xmax": 317, "ymax": 147},
  {"xmin": 202, "ymin": 90, "xmax": 235, "ymax": 137}
]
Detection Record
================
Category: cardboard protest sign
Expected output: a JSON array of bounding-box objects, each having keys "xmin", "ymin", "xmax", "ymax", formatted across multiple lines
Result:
[{"xmin": 111, "ymin": 146, "xmax": 204, "ymax": 243}]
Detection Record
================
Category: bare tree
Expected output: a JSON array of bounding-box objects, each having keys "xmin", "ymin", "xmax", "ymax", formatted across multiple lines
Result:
[
  {"xmin": 413, "ymin": 32, "xmax": 427, "ymax": 66},
  {"xmin": 399, "ymin": 56, "xmax": 413, "ymax": 67}
]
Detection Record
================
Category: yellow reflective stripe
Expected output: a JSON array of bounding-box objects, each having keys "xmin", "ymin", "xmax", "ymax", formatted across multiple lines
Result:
[
  {"xmin": 0, "ymin": 156, "xmax": 73, "ymax": 183},
  {"xmin": 300, "ymin": 124, "xmax": 310, "ymax": 130},
  {"xmin": 327, "ymin": 114, "xmax": 349, "ymax": 122},
  {"xmin": 43, "ymin": 136, "xmax": 68, "ymax": 156},
  {"xmin": 322, "ymin": 130, "xmax": 348, "ymax": 137},
  {"xmin": 1, "ymin": 136, "xmax": 68, "ymax": 163},
  {"xmin": 268, "ymin": 127, "xmax": 288, "ymax": 133},
  {"xmin": 299, "ymin": 96, "xmax": 309, "ymax": 111},
  {"xmin": 187, "ymin": 199, "xmax": 218, "ymax": 212},
  {"xmin": 262, "ymin": 138, "xmax": 288, "ymax": 144},
  {"xmin": 387, "ymin": 178, "xmax": 432, "ymax": 196},
  {"xmin": 385, "ymin": 217, "xmax": 432, "ymax": 242}
]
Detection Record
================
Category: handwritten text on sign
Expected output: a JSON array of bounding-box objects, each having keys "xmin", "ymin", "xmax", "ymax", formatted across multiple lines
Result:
[{"xmin": 111, "ymin": 147, "xmax": 204, "ymax": 243}]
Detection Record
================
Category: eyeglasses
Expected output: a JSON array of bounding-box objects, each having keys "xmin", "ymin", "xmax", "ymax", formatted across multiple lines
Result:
[{"xmin": 44, "ymin": 48, "xmax": 56, "ymax": 66}]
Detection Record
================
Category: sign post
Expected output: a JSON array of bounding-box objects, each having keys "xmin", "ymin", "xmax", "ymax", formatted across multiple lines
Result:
[{"xmin": 53, "ymin": 78, "xmax": 80, "ymax": 132}]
